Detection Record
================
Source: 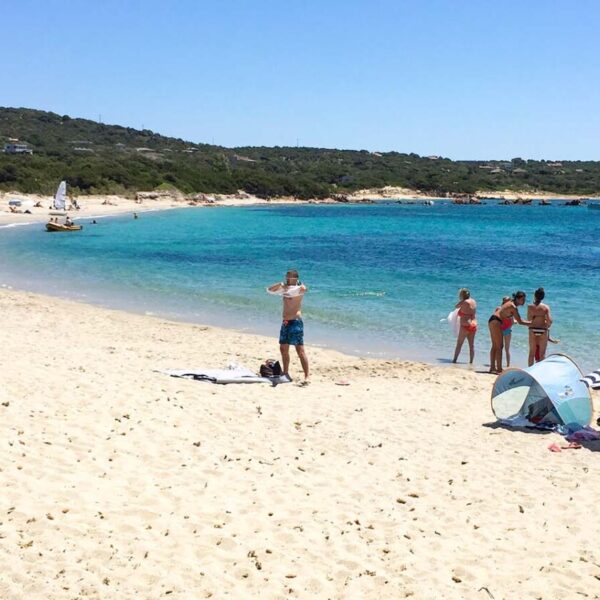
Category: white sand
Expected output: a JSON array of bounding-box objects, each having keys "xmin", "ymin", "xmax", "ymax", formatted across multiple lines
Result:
[
  {"xmin": 0, "ymin": 192, "xmax": 303, "ymax": 228},
  {"xmin": 0, "ymin": 288, "xmax": 599, "ymax": 598},
  {"xmin": 3, "ymin": 188, "xmax": 594, "ymax": 231},
  {"xmin": 0, "ymin": 192, "xmax": 167, "ymax": 226}
]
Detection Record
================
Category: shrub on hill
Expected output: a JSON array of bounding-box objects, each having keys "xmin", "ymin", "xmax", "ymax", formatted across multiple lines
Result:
[{"xmin": 1, "ymin": 107, "xmax": 599, "ymax": 197}]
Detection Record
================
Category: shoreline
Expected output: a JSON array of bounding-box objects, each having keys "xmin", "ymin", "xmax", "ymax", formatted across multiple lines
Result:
[
  {"xmin": 0, "ymin": 278, "xmax": 460, "ymax": 369},
  {"xmin": 2, "ymin": 187, "xmax": 599, "ymax": 227},
  {"xmin": 0, "ymin": 287, "xmax": 408, "ymax": 369},
  {"xmin": 0, "ymin": 191, "xmax": 304, "ymax": 227}
]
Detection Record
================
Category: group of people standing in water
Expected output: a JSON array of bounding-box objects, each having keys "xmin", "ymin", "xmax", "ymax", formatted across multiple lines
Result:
[{"xmin": 452, "ymin": 287, "xmax": 556, "ymax": 374}]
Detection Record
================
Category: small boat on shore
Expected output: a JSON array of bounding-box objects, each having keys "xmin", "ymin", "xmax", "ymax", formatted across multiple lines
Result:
[
  {"xmin": 46, "ymin": 222, "xmax": 83, "ymax": 232},
  {"xmin": 45, "ymin": 180, "xmax": 83, "ymax": 231},
  {"xmin": 51, "ymin": 180, "xmax": 68, "ymax": 216}
]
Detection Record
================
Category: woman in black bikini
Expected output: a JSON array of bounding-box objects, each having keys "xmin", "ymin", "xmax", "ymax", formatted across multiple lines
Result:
[
  {"xmin": 527, "ymin": 287, "xmax": 553, "ymax": 366},
  {"xmin": 488, "ymin": 291, "xmax": 531, "ymax": 374}
]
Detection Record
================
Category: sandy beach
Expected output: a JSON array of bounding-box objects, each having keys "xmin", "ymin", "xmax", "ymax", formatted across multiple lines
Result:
[
  {"xmin": 345, "ymin": 186, "xmax": 599, "ymax": 202},
  {"xmin": 0, "ymin": 287, "xmax": 599, "ymax": 599},
  {"xmin": 3, "ymin": 187, "xmax": 597, "ymax": 229},
  {"xmin": 0, "ymin": 192, "xmax": 170, "ymax": 227}
]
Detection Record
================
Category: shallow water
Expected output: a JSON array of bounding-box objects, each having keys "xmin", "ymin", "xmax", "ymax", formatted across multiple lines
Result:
[{"xmin": 1, "ymin": 201, "xmax": 598, "ymax": 371}]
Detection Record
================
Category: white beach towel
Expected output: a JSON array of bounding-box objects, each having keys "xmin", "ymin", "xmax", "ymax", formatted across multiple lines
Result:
[
  {"xmin": 159, "ymin": 363, "xmax": 290, "ymax": 386},
  {"xmin": 440, "ymin": 309, "xmax": 460, "ymax": 337}
]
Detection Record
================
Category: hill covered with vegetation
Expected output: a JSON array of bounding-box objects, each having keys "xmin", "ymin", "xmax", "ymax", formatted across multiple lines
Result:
[{"xmin": 1, "ymin": 107, "xmax": 598, "ymax": 198}]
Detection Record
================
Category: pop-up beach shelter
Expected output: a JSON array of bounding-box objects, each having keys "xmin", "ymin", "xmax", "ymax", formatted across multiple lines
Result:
[{"xmin": 491, "ymin": 354, "xmax": 592, "ymax": 430}]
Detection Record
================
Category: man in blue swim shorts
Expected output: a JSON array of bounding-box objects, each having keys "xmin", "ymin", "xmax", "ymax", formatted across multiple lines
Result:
[{"xmin": 267, "ymin": 269, "xmax": 309, "ymax": 383}]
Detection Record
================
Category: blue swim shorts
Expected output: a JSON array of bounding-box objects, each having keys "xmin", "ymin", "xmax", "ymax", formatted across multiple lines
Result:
[{"xmin": 279, "ymin": 318, "xmax": 304, "ymax": 346}]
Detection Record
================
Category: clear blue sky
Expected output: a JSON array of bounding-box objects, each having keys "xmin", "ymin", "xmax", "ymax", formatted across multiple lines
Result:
[{"xmin": 4, "ymin": 0, "xmax": 599, "ymax": 159}]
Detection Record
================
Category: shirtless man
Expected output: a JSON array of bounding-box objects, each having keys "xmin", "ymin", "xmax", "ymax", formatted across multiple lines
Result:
[
  {"xmin": 527, "ymin": 287, "xmax": 553, "ymax": 366},
  {"xmin": 267, "ymin": 269, "xmax": 309, "ymax": 382}
]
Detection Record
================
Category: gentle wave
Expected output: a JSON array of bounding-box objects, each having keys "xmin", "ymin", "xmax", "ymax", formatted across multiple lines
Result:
[
  {"xmin": 0, "ymin": 221, "xmax": 36, "ymax": 229},
  {"xmin": 339, "ymin": 290, "xmax": 387, "ymax": 298}
]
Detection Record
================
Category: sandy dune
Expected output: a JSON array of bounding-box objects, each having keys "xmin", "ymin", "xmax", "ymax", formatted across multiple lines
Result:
[{"xmin": 0, "ymin": 289, "xmax": 599, "ymax": 599}]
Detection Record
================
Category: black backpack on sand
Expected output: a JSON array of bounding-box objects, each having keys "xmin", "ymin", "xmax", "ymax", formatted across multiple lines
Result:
[{"xmin": 260, "ymin": 359, "xmax": 282, "ymax": 378}]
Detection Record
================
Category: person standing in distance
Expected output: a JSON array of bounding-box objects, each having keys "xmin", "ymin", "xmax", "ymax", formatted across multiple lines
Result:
[
  {"xmin": 527, "ymin": 287, "xmax": 553, "ymax": 366},
  {"xmin": 452, "ymin": 287, "xmax": 477, "ymax": 365},
  {"xmin": 267, "ymin": 269, "xmax": 309, "ymax": 384}
]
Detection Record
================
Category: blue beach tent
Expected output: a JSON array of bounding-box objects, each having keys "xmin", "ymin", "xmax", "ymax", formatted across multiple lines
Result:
[{"xmin": 491, "ymin": 354, "xmax": 592, "ymax": 430}]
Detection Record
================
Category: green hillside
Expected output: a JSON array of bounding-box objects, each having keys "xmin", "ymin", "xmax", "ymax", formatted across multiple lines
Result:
[{"xmin": 1, "ymin": 107, "xmax": 598, "ymax": 197}]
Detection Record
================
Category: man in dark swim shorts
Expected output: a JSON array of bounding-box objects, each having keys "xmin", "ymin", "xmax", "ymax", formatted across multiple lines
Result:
[
  {"xmin": 267, "ymin": 269, "xmax": 309, "ymax": 383},
  {"xmin": 279, "ymin": 317, "xmax": 304, "ymax": 347}
]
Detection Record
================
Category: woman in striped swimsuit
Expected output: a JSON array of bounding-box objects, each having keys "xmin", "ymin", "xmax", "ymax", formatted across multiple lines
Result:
[{"xmin": 527, "ymin": 287, "xmax": 553, "ymax": 366}]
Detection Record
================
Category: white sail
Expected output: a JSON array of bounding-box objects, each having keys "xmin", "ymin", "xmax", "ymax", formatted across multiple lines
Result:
[{"xmin": 54, "ymin": 181, "xmax": 67, "ymax": 210}]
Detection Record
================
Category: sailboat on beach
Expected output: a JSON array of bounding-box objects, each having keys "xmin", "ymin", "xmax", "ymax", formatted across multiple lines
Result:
[
  {"xmin": 49, "ymin": 180, "xmax": 67, "ymax": 215},
  {"xmin": 46, "ymin": 181, "xmax": 83, "ymax": 232}
]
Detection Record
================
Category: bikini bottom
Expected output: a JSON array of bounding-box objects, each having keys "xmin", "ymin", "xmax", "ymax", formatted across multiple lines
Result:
[{"xmin": 530, "ymin": 328, "xmax": 548, "ymax": 337}]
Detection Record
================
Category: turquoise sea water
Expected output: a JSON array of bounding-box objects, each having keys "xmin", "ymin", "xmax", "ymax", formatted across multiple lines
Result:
[{"xmin": 1, "ymin": 202, "xmax": 599, "ymax": 371}]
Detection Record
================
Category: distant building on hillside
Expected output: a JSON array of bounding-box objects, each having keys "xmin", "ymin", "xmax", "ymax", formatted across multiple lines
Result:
[
  {"xmin": 3, "ymin": 142, "xmax": 33, "ymax": 155},
  {"xmin": 234, "ymin": 154, "xmax": 257, "ymax": 162}
]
